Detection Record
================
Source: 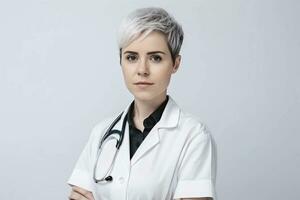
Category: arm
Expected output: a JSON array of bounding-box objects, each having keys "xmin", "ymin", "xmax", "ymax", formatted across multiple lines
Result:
[
  {"xmin": 68, "ymin": 185, "xmax": 95, "ymax": 200},
  {"xmin": 177, "ymin": 198, "xmax": 213, "ymax": 200},
  {"xmin": 173, "ymin": 124, "xmax": 217, "ymax": 200}
]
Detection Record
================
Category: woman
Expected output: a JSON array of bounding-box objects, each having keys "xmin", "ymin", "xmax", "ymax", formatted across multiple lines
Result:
[{"xmin": 68, "ymin": 7, "xmax": 217, "ymax": 200}]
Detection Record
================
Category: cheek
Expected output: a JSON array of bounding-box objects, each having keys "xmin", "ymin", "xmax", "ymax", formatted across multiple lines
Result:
[
  {"xmin": 121, "ymin": 66, "xmax": 135, "ymax": 89},
  {"xmin": 121, "ymin": 65, "xmax": 131, "ymax": 78},
  {"xmin": 153, "ymin": 66, "xmax": 172, "ymax": 81},
  {"xmin": 155, "ymin": 68, "xmax": 172, "ymax": 85}
]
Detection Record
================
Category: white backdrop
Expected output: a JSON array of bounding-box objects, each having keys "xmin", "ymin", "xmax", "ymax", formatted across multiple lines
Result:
[{"xmin": 0, "ymin": 0, "xmax": 299, "ymax": 199}]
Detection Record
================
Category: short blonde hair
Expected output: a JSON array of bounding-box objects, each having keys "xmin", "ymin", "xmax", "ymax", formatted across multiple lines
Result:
[{"xmin": 117, "ymin": 7, "xmax": 184, "ymax": 63}]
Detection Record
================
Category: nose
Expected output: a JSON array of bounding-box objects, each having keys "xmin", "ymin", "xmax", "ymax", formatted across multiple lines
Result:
[{"xmin": 137, "ymin": 58, "xmax": 149, "ymax": 76}]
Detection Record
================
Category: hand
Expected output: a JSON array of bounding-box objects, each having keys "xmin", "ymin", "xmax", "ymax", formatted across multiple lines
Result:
[{"xmin": 68, "ymin": 185, "xmax": 95, "ymax": 200}]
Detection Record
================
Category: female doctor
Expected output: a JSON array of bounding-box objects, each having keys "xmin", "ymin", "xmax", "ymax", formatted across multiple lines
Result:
[{"xmin": 68, "ymin": 7, "xmax": 217, "ymax": 200}]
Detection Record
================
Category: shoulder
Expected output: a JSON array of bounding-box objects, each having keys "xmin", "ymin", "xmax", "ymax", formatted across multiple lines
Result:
[
  {"xmin": 169, "ymin": 97, "xmax": 210, "ymax": 136},
  {"xmin": 177, "ymin": 108, "xmax": 212, "ymax": 140},
  {"xmin": 91, "ymin": 116, "xmax": 115, "ymax": 133},
  {"xmin": 88, "ymin": 113, "xmax": 120, "ymax": 140}
]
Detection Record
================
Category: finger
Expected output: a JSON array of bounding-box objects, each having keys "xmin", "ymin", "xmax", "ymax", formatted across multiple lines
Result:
[
  {"xmin": 69, "ymin": 190, "xmax": 88, "ymax": 200},
  {"xmin": 72, "ymin": 186, "xmax": 94, "ymax": 199}
]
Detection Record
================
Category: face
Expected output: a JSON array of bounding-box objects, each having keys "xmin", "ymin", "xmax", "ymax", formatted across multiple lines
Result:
[{"xmin": 120, "ymin": 31, "xmax": 181, "ymax": 102}]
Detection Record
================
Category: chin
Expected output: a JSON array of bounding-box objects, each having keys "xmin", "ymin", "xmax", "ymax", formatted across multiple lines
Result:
[
  {"xmin": 130, "ymin": 91, "xmax": 157, "ymax": 102},
  {"xmin": 131, "ymin": 90, "xmax": 167, "ymax": 103}
]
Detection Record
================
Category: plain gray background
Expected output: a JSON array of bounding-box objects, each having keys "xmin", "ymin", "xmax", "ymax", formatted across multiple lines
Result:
[{"xmin": 0, "ymin": 0, "xmax": 299, "ymax": 199}]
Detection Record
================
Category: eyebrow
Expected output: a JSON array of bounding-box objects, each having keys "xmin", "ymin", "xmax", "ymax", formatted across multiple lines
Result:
[{"xmin": 123, "ymin": 51, "xmax": 166, "ymax": 55}]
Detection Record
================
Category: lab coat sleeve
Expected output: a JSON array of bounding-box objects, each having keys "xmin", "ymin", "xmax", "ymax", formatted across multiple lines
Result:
[
  {"xmin": 67, "ymin": 124, "xmax": 100, "ymax": 192},
  {"xmin": 173, "ymin": 125, "xmax": 217, "ymax": 199}
]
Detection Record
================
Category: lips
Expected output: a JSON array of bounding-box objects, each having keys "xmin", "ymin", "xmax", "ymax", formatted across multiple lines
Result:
[{"xmin": 134, "ymin": 81, "xmax": 154, "ymax": 85}]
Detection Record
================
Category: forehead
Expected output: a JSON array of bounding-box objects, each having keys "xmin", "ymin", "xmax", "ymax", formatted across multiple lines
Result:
[{"xmin": 123, "ymin": 31, "xmax": 169, "ymax": 53}]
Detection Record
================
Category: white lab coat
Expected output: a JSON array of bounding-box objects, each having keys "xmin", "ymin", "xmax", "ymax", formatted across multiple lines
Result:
[{"xmin": 67, "ymin": 96, "xmax": 217, "ymax": 200}]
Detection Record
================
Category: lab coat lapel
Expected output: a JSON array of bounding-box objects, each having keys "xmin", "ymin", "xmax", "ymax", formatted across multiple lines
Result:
[
  {"xmin": 130, "ymin": 96, "xmax": 180, "ymax": 166},
  {"xmin": 130, "ymin": 126, "xmax": 160, "ymax": 166}
]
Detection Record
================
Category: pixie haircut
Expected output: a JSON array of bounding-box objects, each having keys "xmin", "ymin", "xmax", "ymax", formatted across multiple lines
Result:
[{"xmin": 117, "ymin": 7, "xmax": 184, "ymax": 63}]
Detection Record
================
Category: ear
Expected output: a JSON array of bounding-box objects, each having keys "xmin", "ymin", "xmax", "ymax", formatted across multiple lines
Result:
[{"xmin": 172, "ymin": 55, "xmax": 181, "ymax": 74}]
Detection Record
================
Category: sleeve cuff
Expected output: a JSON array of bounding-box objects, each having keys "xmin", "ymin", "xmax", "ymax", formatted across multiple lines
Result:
[
  {"xmin": 173, "ymin": 179, "xmax": 216, "ymax": 199},
  {"xmin": 67, "ymin": 169, "xmax": 94, "ymax": 192}
]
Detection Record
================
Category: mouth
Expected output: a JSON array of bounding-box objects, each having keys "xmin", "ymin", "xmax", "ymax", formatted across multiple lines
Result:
[{"xmin": 134, "ymin": 82, "xmax": 154, "ymax": 85}]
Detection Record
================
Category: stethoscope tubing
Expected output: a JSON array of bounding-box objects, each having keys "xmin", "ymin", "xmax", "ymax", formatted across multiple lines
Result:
[{"xmin": 93, "ymin": 111, "xmax": 128, "ymax": 183}]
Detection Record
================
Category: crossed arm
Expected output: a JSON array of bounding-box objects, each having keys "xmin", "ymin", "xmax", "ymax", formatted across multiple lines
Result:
[
  {"xmin": 68, "ymin": 185, "xmax": 212, "ymax": 200},
  {"xmin": 176, "ymin": 198, "xmax": 212, "ymax": 200},
  {"xmin": 175, "ymin": 197, "xmax": 212, "ymax": 200},
  {"xmin": 68, "ymin": 186, "xmax": 94, "ymax": 200}
]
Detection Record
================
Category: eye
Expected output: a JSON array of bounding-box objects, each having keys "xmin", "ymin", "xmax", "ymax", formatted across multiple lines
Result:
[
  {"xmin": 150, "ymin": 55, "xmax": 162, "ymax": 63},
  {"xmin": 126, "ymin": 54, "xmax": 138, "ymax": 62}
]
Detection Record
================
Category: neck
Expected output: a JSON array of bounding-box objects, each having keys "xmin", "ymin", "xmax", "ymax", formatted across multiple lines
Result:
[{"xmin": 133, "ymin": 92, "xmax": 167, "ymax": 122}]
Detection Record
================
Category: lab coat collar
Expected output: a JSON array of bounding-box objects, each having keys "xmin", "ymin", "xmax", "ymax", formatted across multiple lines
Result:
[
  {"xmin": 117, "ymin": 95, "xmax": 180, "ymax": 130},
  {"xmin": 155, "ymin": 95, "xmax": 180, "ymax": 129},
  {"xmin": 116, "ymin": 95, "xmax": 180, "ymax": 166}
]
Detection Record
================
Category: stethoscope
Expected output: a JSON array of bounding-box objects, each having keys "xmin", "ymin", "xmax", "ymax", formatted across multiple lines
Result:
[{"xmin": 93, "ymin": 111, "xmax": 128, "ymax": 183}]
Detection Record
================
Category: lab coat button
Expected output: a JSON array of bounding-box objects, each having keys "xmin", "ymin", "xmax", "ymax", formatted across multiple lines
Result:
[{"xmin": 118, "ymin": 177, "xmax": 125, "ymax": 184}]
